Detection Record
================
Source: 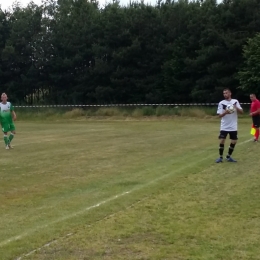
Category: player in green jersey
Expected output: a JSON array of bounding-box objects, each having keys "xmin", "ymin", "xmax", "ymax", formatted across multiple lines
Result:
[{"xmin": 0, "ymin": 93, "xmax": 17, "ymax": 149}]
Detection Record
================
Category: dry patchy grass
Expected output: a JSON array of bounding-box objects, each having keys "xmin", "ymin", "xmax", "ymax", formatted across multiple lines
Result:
[{"xmin": 0, "ymin": 118, "xmax": 258, "ymax": 260}]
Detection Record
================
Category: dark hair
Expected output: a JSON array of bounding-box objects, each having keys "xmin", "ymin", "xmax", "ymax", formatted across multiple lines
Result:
[
  {"xmin": 250, "ymin": 93, "xmax": 256, "ymax": 96},
  {"xmin": 223, "ymin": 88, "xmax": 231, "ymax": 92}
]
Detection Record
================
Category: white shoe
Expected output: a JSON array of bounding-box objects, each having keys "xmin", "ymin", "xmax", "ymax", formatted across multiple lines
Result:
[
  {"xmin": 5, "ymin": 145, "xmax": 9, "ymax": 150},
  {"xmin": 8, "ymin": 144, "xmax": 13, "ymax": 149}
]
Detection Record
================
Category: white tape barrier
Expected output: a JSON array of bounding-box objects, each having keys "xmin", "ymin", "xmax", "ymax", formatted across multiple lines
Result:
[{"xmin": 14, "ymin": 103, "xmax": 251, "ymax": 108}]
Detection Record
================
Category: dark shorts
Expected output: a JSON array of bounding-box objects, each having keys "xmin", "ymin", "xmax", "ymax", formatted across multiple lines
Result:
[
  {"xmin": 252, "ymin": 115, "xmax": 260, "ymax": 128},
  {"xmin": 218, "ymin": 130, "xmax": 238, "ymax": 140}
]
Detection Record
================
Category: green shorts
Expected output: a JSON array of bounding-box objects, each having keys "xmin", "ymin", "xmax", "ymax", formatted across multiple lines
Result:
[{"xmin": 1, "ymin": 122, "xmax": 15, "ymax": 133}]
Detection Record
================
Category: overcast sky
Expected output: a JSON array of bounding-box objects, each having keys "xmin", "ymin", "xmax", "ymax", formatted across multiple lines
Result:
[
  {"xmin": 0, "ymin": 0, "xmax": 40, "ymax": 10},
  {"xmin": 0, "ymin": 0, "xmax": 157, "ymax": 10}
]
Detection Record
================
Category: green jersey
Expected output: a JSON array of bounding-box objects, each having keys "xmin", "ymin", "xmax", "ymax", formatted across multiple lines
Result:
[{"xmin": 0, "ymin": 102, "xmax": 14, "ymax": 124}]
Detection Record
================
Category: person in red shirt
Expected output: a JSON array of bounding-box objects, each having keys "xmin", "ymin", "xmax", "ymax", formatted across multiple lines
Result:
[{"xmin": 250, "ymin": 94, "xmax": 260, "ymax": 142}]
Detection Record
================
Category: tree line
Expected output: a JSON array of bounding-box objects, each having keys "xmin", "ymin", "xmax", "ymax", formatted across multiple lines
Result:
[{"xmin": 0, "ymin": 0, "xmax": 260, "ymax": 105}]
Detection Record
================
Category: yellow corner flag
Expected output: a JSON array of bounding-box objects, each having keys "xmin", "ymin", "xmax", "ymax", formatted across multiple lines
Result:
[{"xmin": 251, "ymin": 126, "xmax": 256, "ymax": 136}]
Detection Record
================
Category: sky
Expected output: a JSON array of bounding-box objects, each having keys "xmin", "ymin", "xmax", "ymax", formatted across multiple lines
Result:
[
  {"xmin": 0, "ymin": 0, "xmax": 157, "ymax": 10},
  {"xmin": 0, "ymin": 0, "xmax": 40, "ymax": 10}
]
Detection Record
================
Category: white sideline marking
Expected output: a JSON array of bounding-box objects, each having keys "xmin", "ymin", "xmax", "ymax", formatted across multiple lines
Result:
[
  {"xmin": 0, "ymin": 138, "xmax": 253, "ymax": 253},
  {"xmin": 0, "ymin": 192, "xmax": 131, "ymax": 248},
  {"xmin": 238, "ymin": 139, "xmax": 252, "ymax": 145},
  {"xmin": 16, "ymin": 233, "xmax": 73, "ymax": 260}
]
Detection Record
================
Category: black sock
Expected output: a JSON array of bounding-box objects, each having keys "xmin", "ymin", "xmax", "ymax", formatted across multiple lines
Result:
[
  {"xmin": 219, "ymin": 144, "xmax": 224, "ymax": 158},
  {"xmin": 227, "ymin": 143, "xmax": 236, "ymax": 158}
]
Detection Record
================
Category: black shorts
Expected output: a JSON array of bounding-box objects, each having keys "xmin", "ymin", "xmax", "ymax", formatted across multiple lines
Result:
[
  {"xmin": 218, "ymin": 131, "xmax": 238, "ymax": 140},
  {"xmin": 252, "ymin": 115, "xmax": 260, "ymax": 128}
]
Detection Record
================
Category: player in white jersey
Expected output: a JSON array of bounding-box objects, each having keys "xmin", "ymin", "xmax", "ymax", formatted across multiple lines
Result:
[{"xmin": 216, "ymin": 88, "xmax": 243, "ymax": 163}]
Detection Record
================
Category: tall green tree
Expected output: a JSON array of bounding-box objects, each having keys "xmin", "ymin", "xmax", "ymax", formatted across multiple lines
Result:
[
  {"xmin": 162, "ymin": 0, "xmax": 202, "ymax": 103},
  {"xmin": 48, "ymin": 0, "xmax": 99, "ymax": 104},
  {"xmin": 238, "ymin": 32, "xmax": 260, "ymax": 95},
  {"xmin": 1, "ymin": 0, "xmax": 260, "ymax": 104},
  {"xmin": 1, "ymin": 3, "xmax": 44, "ymax": 103},
  {"xmin": 0, "ymin": 9, "xmax": 11, "ymax": 91}
]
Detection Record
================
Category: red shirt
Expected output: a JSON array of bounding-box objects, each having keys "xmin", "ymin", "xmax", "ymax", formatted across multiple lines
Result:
[{"xmin": 251, "ymin": 99, "xmax": 260, "ymax": 114}]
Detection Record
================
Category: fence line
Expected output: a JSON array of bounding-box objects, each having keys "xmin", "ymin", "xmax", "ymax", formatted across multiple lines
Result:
[{"xmin": 14, "ymin": 103, "xmax": 251, "ymax": 108}]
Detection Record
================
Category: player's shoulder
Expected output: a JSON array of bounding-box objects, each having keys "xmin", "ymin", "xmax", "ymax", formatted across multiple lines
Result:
[
  {"xmin": 219, "ymin": 100, "xmax": 227, "ymax": 105},
  {"xmin": 231, "ymin": 98, "xmax": 239, "ymax": 103}
]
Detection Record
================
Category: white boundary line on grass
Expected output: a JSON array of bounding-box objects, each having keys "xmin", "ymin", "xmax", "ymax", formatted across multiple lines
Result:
[
  {"xmin": 3, "ymin": 193, "xmax": 133, "ymax": 250},
  {"xmin": 0, "ymin": 138, "xmax": 253, "ymax": 258},
  {"xmin": 238, "ymin": 138, "xmax": 253, "ymax": 145}
]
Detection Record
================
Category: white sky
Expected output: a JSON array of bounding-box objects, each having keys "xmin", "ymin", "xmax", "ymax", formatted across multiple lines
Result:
[
  {"xmin": 0, "ymin": 0, "xmax": 157, "ymax": 10},
  {"xmin": 0, "ymin": 0, "xmax": 40, "ymax": 10}
]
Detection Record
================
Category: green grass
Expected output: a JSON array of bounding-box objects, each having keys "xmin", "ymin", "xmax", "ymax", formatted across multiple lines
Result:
[
  {"xmin": 15, "ymin": 106, "xmax": 230, "ymax": 120},
  {"xmin": 0, "ymin": 118, "xmax": 259, "ymax": 260}
]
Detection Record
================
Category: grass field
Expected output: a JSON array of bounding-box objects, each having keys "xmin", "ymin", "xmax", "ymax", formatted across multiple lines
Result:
[{"xmin": 1, "ymin": 117, "xmax": 260, "ymax": 260}]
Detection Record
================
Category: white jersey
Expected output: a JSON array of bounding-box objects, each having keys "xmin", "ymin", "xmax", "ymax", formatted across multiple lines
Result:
[{"xmin": 217, "ymin": 99, "xmax": 242, "ymax": 131}]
